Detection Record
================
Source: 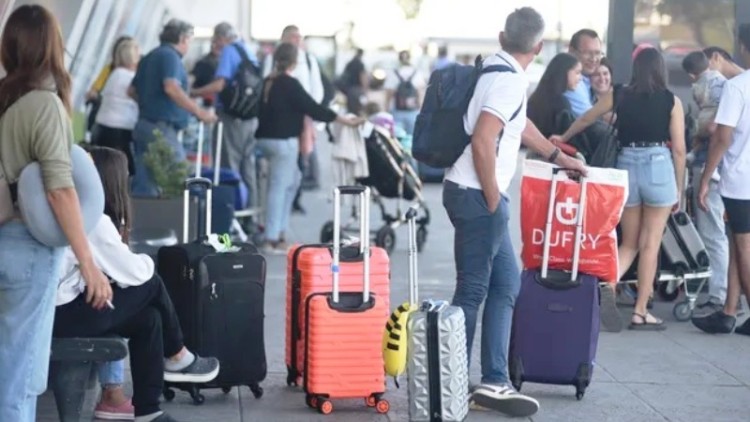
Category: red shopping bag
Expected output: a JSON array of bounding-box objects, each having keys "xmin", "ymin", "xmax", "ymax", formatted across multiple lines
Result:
[{"xmin": 520, "ymin": 160, "xmax": 629, "ymax": 282}]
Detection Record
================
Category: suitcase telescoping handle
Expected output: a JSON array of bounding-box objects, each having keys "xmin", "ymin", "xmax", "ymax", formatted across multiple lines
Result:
[
  {"xmin": 540, "ymin": 167, "xmax": 587, "ymax": 284},
  {"xmin": 332, "ymin": 186, "xmax": 370, "ymax": 304},
  {"xmin": 406, "ymin": 205, "xmax": 419, "ymax": 305},
  {"xmin": 193, "ymin": 121, "xmax": 224, "ymax": 187},
  {"xmin": 183, "ymin": 177, "xmax": 213, "ymax": 243}
]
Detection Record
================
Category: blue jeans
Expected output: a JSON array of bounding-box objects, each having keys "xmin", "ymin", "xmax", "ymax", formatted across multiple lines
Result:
[
  {"xmin": 0, "ymin": 222, "xmax": 63, "ymax": 422},
  {"xmin": 443, "ymin": 181, "xmax": 520, "ymax": 385},
  {"xmin": 99, "ymin": 360, "xmax": 125, "ymax": 386},
  {"xmin": 257, "ymin": 138, "xmax": 301, "ymax": 242},
  {"xmin": 692, "ymin": 166, "xmax": 729, "ymax": 303},
  {"xmin": 392, "ymin": 110, "xmax": 419, "ymax": 136},
  {"xmin": 616, "ymin": 146, "xmax": 678, "ymax": 208},
  {"xmin": 132, "ymin": 119, "xmax": 186, "ymax": 198}
]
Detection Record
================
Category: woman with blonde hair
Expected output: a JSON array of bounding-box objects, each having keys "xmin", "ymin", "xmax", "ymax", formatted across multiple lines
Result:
[{"xmin": 92, "ymin": 38, "xmax": 141, "ymax": 175}]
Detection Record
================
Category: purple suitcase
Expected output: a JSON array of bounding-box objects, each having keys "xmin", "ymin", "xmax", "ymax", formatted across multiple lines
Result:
[{"xmin": 509, "ymin": 168, "xmax": 600, "ymax": 400}]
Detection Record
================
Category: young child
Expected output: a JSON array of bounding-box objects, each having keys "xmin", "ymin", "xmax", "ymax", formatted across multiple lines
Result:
[
  {"xmin": 682, "ymin": 51, "xmax": 726, "ymax": 173},
  {"xmin": 54, "ymin": 147, "xmax": 220, "ymax": 422}
]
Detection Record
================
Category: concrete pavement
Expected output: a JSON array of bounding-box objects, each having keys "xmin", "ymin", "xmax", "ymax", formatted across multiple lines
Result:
[{"xmin": 37, "ymin": 143, "xmax": 749, "ymax": 421}]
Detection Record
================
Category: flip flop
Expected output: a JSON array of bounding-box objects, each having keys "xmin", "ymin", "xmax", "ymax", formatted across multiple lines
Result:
[{"xmin": 628, "ymin": 312, "xmax": 666, "ymax": 331}]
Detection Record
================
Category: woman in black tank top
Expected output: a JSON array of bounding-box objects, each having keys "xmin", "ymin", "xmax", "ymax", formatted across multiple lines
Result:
[{"xmin": 552, "ymin": 48, "xmax": 687, "ymax": 331}]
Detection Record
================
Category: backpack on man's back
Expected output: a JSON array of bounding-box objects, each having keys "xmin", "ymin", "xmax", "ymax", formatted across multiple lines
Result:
[
  {"xmin": 394, "ymin": 70, "xmax": 420, "ymax": 111},
  {"xmin": 412, "ymin": 56, "xmax": 518, "ymax": 168},
  {"xmin": 219, "ymin": 44, "xmax": 263, "ymax": 120}
]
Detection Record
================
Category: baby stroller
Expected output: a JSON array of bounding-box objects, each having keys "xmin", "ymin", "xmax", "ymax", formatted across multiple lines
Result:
[
  {"xmin": 618, "ymin": 171, "xmax": 712, "ymax": 321},
  {"xmin": 320, "ymin": 125, "xmax": 430, "ymax": 254}
]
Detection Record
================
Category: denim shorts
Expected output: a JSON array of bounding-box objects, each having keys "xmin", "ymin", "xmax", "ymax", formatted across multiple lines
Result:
[{"xmin": 616, "ymin": 146, "xmax": 677, "ymax": 208}]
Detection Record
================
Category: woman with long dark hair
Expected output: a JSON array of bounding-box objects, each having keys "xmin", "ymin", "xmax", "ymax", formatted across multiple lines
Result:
[
  {"xmin": 55, "ymin": 147, "xmax": 219, "ymax": 422},
  {"xmin": 527, "ymin": 53, "xmax": 581, "ymax": 137},
  {"xmin": 553, "ymin": 48, "xmax": 687, "ymax": 331},
  {"xmin": 0, "ymin": 5, "xmax": 112, "ymax": 421},
  {"xmin": 255, "ymin": 42, "xmax": 363, "ymax": 254}
]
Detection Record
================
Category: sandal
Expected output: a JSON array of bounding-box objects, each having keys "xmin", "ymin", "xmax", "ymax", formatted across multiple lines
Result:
[{"xmin": 628, "ymin": 312, "xmax": 666, "ymax": 331}]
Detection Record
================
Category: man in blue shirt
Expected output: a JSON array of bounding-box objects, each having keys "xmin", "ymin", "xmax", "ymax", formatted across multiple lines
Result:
[
  {"xmin": 192, "ymin": 22, "xmax": 260, "ymax": 209},
  {"xmin": 564, "ymin": 29, "xmax": 604, "ymax": 117},
  {"xmin": 129, "ymin": 19, "xmax": 216, "ymax": 197}
]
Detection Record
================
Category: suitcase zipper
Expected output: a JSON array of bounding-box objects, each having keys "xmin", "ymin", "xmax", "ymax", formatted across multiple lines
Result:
[{"xmin": 427, "ymin": 311, "xmax": 441, "ymax": 422}]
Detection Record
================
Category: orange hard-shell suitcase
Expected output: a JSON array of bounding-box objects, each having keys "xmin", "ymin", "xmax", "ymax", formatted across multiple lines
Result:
[
  {"xmin": 285, "ymin": 188, "xmax": 390, "ymax": 388},
  {"xmin": 302, "ymin": 187, "xmax": 390, "ymax": 414}
]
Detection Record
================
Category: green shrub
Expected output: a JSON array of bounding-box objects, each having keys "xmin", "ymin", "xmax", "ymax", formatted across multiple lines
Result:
[{"xmin": 143, "ymin": 129, "xmax": 188, "ymax": 198}]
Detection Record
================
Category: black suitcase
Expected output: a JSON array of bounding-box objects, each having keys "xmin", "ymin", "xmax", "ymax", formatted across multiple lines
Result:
[
  {"xmin": 158, "ymin": 177, "xmax": 267, "ymax": 404},
  {"xmin": 662, "ymin": 211, "xmax": 710, "ymax": 275}
]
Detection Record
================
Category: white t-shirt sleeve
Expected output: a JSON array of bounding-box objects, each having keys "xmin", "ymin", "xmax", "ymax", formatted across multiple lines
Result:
[
  {"xmin": 715, "ymin": 82, "xmax": 744, "ymax": 129},
  {"xmin": 478, "ymin": 74, "xmax": 526, "ymax": 125}
]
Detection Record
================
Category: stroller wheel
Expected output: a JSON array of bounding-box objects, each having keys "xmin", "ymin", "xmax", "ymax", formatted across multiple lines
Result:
[
  {"xmin": 375, "ymin": 226, "xmax": 396, "ymax": 255},
  {"xmin": 416, "ymin": 226, "xmax": 427, "ymax": 252},
  {"xmin": 320, "ymin": 221, "xmax": 335, "ymax": 244},
  {"xmin": 673, "ymin": 301, "xmax": 692, "ymax": 322}
]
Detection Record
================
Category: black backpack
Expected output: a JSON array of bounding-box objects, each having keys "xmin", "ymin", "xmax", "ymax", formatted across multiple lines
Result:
[
  {"xmin": 219, "ymin": 44, "xmax": 263, "ymax": 120},
  {"xmin": 394, "ymin": 70, "xmax": 420, "ymax": 111}
]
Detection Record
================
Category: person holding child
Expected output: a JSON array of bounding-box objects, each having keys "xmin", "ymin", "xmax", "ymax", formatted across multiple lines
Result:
[{"xmin": 681, "ymin": 51, "xmax": 730, "ymax": 313}]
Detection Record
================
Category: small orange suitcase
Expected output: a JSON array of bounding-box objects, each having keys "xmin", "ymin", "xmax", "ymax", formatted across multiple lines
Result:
[
  {"xmin": 301, "ymin": 186, "xmax": 390, "ymax": 415},
  {"xmin": 285, "ymin": 187, "xmax": 389, "ymax": 388}
]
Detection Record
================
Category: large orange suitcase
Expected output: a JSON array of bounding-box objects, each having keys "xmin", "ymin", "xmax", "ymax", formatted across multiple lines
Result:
[
  {"xmin": 304, "ymin": 187, "xmax": 391, "ymax": 415},
  {"xmin": 285, "ymin": 187, "xmax": 390, "ymax": 388}
]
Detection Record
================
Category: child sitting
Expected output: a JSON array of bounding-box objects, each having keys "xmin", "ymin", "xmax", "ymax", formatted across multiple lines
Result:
[{"xmin": 54, "ymin": 147, "xmax": 220, "ymax": 422}]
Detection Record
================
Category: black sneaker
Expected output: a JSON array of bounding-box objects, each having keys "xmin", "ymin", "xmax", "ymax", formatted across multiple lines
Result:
[
  {"xmin": 164, "ymin": 355, "xmax": 220, "ymax": 383},
  {"xmin": 469, "ymin": 384, "xmax": 539, "ymax": 417},
  {"xmin": 599, "ymin": 284, "xmax": 623, "ymax": 333},
  {"xmin": 694, "ymin": 301, "xmax": 724, "ymax": 317},
  {"xmin": 691, "ymin": 310, "xmax": 736, "ymax": 334},
  {"xmin": 734, "ymin": 318, "xmax": 750, "ymax": 336}
]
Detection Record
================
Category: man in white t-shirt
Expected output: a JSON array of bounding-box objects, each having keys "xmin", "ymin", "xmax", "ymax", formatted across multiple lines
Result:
[
  {"xmin": 695, "ymin": 24, "xmax": 750, "ymax": 336},
  {"xmin": 384, "ymin": 50, "xmax": 426, "ymax": 135},
  {"xmin": 443, "ymin": 7, "xmax": 585, "ymax": 417}
]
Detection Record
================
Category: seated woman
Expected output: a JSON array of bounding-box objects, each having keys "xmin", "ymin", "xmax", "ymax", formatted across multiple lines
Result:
[
  {"xmin": 528, "ymin": 53, "xmax": 618, "ymax": 169},
  {"xmin": 591, "ymin": 57, "xmax": 617, "ymax": 124},
  {"xmin": 54, "ymin": 147, "xmax": 219, "ymax": 422},
  {"xmin": 527, "ymin": 53, "xmax": 583, "ymax": 140}
]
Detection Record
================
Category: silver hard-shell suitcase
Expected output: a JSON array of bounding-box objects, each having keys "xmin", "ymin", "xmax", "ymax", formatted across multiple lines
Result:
[{"xmin": 405, "ymin": 206, "xmax": 469, "ymax": 422}]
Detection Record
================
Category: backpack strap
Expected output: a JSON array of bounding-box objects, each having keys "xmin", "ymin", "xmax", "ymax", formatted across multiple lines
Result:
[
  {"xmin": 395, "ymin": 69, "xmax": 405, "ymax": 83},
  {"xmin": 479, "ymin": 64, "xmax": 522, "ymax": 122}
]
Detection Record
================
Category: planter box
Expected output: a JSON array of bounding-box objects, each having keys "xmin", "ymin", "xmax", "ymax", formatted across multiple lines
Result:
[{"xmin": 131, "ymin": 196, "xmax": 199, "ymax": 243}]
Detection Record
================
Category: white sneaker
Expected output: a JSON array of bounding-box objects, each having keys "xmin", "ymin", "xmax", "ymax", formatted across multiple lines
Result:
[{"xmin": 469, "ymin": 384, "xmax": 540, "ymax": 417}]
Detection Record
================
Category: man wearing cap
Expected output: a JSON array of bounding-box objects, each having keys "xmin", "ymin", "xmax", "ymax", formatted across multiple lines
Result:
[
  {"xmin": 192, "ymin": 22, "xmax": 261, "ymax": 209},
  {"xmin": 129, "ymin": 19, "xmax": 216, "ymax": 197}
]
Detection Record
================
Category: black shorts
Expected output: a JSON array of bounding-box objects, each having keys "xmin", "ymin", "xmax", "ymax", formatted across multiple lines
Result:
[{"xmin": 722, "ymin": 197, "xmax": 750, "ymax": 234}]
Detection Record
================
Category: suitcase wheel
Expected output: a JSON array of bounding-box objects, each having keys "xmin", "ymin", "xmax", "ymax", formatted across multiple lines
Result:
[
  {"xmin": 576, "ymin": 390, "xmax": 585, "ymax": 401},
  {"xmin": 190, "ymin": 389, "xmax": 205, "ymax": 405},
  {"xmin": 375, "ymin": 399, "xmax": 390, "ymax": 414},
  {"xmin": 163, "ymin": 388, "xmax": 175, "ymax": 402},
  {"xmin": 221, "ymin": 387, "xmax": 232, "ymax": 394},
  {"xmin": 249, "ymin": 383, "xmax": 263, "ymax": 399},
  {"xmin": 365, "ymin": 395, "xmax": 377, "ymax": 407},
  {"xmin": 318, "ymin": 399, "xmax": 334, "ymax": 415},
  {"xmin": 286, "ymin": 369, "xmax": 299, "ymax": 387},
  {"xmin": 305, "ymin": 394, "xmax": 318, "ymax": 409}
]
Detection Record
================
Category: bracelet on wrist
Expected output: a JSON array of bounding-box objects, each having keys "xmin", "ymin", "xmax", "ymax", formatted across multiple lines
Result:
[{"xmin": 548, "ymin": 147, "xmax": 561, "ymax": 163}]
